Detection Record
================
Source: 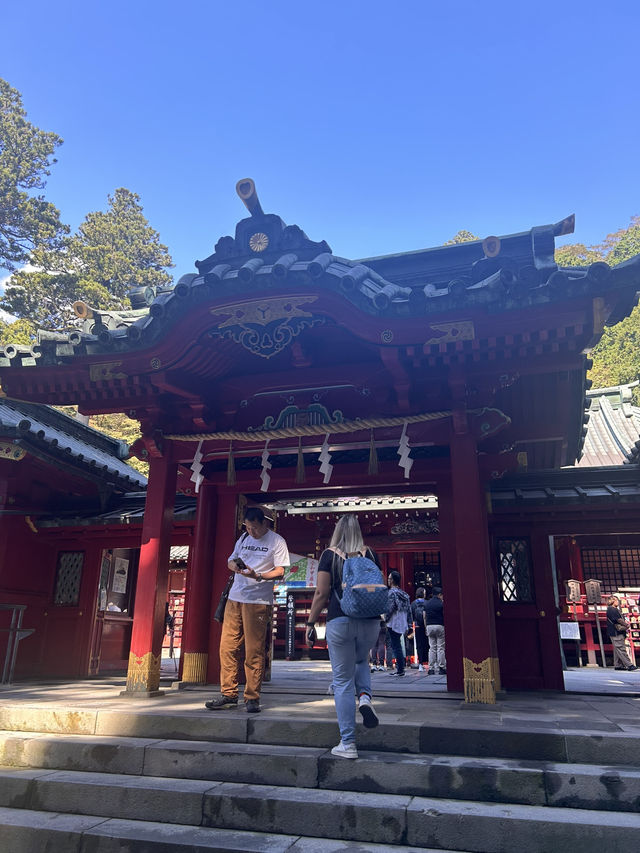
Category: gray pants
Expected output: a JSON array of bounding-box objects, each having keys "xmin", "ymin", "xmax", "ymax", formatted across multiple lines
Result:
[
  {"xmin": 611, "ymin": 633, "xmax": 633, "ymax": 669},
  {"xmin": 427, "ymin": 624, "xmax": 446, "ymax": 670}
]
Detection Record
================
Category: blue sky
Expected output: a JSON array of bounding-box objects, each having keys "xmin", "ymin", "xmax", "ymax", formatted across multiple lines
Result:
[{"xmin": 3, "ymin": 1, "xmax": 640, "ymax": 283}]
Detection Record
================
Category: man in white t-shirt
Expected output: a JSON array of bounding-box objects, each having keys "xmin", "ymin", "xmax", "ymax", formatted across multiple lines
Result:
[{"xmin": 205, "ymin": 507, "xmax": 289, "ymax": 714}]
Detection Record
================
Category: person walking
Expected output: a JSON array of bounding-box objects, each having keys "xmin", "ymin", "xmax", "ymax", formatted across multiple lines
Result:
[
  {"xmin": 425, "ymin": 586, "xmax": 446, "ymax": 675},
  {"xmin": 369, "ymin": 620, "xmax": 387, "ymax": 671},
  {"xmin": 305, "ymin": 515, "xmax": 382, "ymax": 759},
  {"xmin": 385, "ymin": 571, "xmax": 411, "ymax": 677},
  {"xmin": 606, "ymin": 595, "xmax": 637, "ymax": 671},
  {"xmin": 411, "ymin": 587, "xmax": 429, "ymax": 671},
  {"xmin": 205, "ymin": 507, "xmax": 289, "ymax": 714}
]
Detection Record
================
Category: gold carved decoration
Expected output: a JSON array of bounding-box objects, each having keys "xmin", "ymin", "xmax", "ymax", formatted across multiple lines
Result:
[
  {"xmin": 463, "ymin": 656, "xmax": 500, "ymax": 704},
  {"xmin": 211, "ymin": 295, "xmax": 317, "ymax": 328},
  {"xmin": 90, "ymin": 362, "xmax": 127, "ymax": 382},
  {"xmin": 0, "ymin": 441, "xmax": 26, "ymax": 461},
  {"xmin": 249, "ymin": 232, "xmax": 269, "ymax": 252},
  {"xmin": 182, "ymin": 652, "xmax": 208, "ymax": 684},
  {"xmin": 124, "ymin": 651, "xmax": 161, "ymax": 693},
  {"xmin": 424, "ymin": 320, "xmax": 475, "ymax": 348}
]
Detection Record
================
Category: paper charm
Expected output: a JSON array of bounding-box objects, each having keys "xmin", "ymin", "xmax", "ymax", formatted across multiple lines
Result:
[
  {"xmin": 190, "ymin": 439, "xmax": 204, "ymax": 493},
  {"xmin": 260, "ymin": 441, "xmax": 272, "ymax": 492},
  {"xmin": 397, "ymin": 422, "xmax": 413, "ymax": 479},
  {"xmin": 319, "ymin": 433, "xmax": 333, "ymax": 484}
]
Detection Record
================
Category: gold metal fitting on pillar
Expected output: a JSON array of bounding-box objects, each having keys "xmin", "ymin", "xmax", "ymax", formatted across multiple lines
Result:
[{"xmin": 463, "ymin": 656, "xmax": 500, "ymax": 704}]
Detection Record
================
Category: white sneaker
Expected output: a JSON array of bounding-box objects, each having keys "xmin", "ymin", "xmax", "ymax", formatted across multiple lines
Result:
[
  {"xmin": 358, "ymin": 694, "xmax": 379, "ymax": 729},
  {"xmin": 418, "ymin": 664, "xmax": 424, "ymax": 671},
  {"xmin": 331, "ymin": 741, "xmax": 358, "ymax": 759}
]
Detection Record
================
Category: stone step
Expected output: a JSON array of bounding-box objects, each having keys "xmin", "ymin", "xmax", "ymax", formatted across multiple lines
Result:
[
  {"xmin": 2, "ymin": 773, "xmax": 639, "ymax": 852},
  {"xmin": 3, "ymin": 703, "xmax": 640, "ymax": 765},
  {"xmin": 2, "ymin": 730, "xmax": 640, "ymax": 814},
  {"xmin": 0, "ymin": 806, "xmax": 444, "ymax": 853}
]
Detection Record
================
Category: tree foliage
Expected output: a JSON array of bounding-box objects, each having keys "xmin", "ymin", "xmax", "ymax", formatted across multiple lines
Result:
[
  {"xmin": 444, "ymin": 229, "xmax": 479, "ymax": 245},
  {"xmin": 556, "ymin": 217, "xmax": 640, "ymax": 395},
  {"xmin": 55, "ymin": 406, "xmax": 148, "ymax": 477},
  {"xmin": 0, "ymin": 78, "xmax": 67, "ymax": 270},
  {"xmin": 0, "ymin": 316, "xmax": 36, "ymax": 345},
  {"xmin": 1, "ymin": 187, "xmax": 173, "ymax": 329},
  {"xmin": 554, "ymin": 243, "xmax": 603, "ymax": 268}
]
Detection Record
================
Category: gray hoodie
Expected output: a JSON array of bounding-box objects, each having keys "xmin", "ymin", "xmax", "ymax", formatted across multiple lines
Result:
[{"xmin": 386, "ymin": 587, "xmax": 411, "ymax": 633}]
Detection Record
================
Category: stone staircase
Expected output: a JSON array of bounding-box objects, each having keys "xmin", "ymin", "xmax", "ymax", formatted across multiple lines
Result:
[{"xmin": 1, "ymin": 701, "xmax": 640, "ymax": 852}]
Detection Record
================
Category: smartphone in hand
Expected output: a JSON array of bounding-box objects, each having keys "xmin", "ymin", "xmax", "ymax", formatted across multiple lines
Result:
[{"xmin": 233, "ymin": 557, "xmax": 249, "ymax": 572}]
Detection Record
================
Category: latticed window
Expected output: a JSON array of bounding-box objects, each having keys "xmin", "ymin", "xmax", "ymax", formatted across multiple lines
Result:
[
  {"xmin": 413, "ymin": 551, "xmax": 442, "ymax": 589},
  {"xmin": 53, "ymin": 551, "xmax": 84, "ymax": 606},
  {"xmin": 581, "ymin": 547, "xmax": 640, "ymax": 595},
  {"xmin": 497, "ymin": 539, "xmax": 534, "ymax": 603}
]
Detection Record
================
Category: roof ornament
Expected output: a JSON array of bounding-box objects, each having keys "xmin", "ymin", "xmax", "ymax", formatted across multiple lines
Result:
[{"xmin": 236, "ymin": 178, "xmax": 264, "ymax": 217}]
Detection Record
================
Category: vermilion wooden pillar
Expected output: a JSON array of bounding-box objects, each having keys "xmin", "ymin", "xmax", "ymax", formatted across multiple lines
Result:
[
  {"xmin": 436, "ymin": 478, "xmax": 464, "ymax": 694},
  {"xmin": 181, "ymin": 483, "xmax": 217, "ymax": 684},
  {"xmin": 123, "ymin": 454, "xmax": 177, "ymax": 696},
  {"xmin": 449, "ymin": 428, "xmax": 500, "ymax": 703},
  {"xmin": 206, "ymin": 487, "xmax": 239, "ymax": 684}
]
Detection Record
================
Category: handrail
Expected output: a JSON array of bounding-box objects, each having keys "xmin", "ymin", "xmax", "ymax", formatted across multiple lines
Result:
[{"xmin": 0, "ymin": 604, "xmax": 35, "ymax": 684}]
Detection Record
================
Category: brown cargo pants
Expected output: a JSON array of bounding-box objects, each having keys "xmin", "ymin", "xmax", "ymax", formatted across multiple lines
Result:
[{"xmin": 219, "ymin": 599, "xmax": 271, "ymax": 701}]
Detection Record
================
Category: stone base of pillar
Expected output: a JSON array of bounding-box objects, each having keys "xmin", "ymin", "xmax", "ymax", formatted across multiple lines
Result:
[
  {"xmin": 182, "ymin": 651, "xmax": 208, "ymax": 684},
  {"xmin": 122, "ymin": 651, "xmax": 162, "ymax": 695},
  {"xmin": 463, "ymin": 656, "xmax": 500, "ymax": 704}
]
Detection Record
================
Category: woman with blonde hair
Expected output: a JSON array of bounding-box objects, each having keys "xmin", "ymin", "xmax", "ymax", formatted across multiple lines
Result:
[{"xmin": 305, "ymin": 514, "xmax": 381, "ymax": 759}]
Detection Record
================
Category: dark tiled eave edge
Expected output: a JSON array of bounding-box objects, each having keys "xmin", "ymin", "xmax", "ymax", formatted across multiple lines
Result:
[
  {"xmin": 0, "ymin": 398, "xmax": 146, "ymax": 491},
  {"xmin": 36, "ymin": 495, "xmax": 196, "ymax": 529},
  {"xmin": 490, "ymin": 465, "xmax": 640, "ymax": 506},
  {"xmin": 2, "ymin": 235, "xmax": 639, "ymax": 366}
]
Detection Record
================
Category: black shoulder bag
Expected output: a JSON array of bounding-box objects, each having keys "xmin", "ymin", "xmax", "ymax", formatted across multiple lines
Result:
[
  {"xmin": 213, "ymin": 574, "xmax": 235, "ymax": 623},
  {"xmin": 214, "ymin": 533, "xmax": 247, "ymax": 623}
]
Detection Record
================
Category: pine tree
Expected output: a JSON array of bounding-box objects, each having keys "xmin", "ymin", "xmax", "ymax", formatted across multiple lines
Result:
[
  {"xmin": 0, "ymin": 78, "xmax": 67, "ymax": 271},
  {"xmin": 1, "ymin": 187, "xmax": 173, "ymax": 330}
]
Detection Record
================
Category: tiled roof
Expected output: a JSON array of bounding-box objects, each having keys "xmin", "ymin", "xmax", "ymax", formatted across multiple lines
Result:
[
  {"xmin": 1, "ymin": 208, "xmax": 638, "ymax": 365},
  {"xmin": 37, "ymin": 492, "xmax": 195, "ymax": 528},
  {"xmin": 576, "ymin": 383, "xmax": 640, "ymax": 467},
  {"xmin": 490, "ymin": 466, "xmax": 640, "ymax": 507},
  {"xmin": 0, "ymin": 398, "xmax": 146, "ymax": 490}
]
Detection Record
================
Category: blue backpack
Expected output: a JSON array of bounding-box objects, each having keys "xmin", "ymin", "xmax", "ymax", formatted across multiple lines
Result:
[{"xmin": 332, "ymin": 548, "xmax": 388, "ymax": 619}]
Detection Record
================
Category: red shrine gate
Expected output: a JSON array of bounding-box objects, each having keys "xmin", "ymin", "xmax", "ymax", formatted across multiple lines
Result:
[{"xmin": 1, "ymin": 180, "xmax": 639, "ymax": 702}]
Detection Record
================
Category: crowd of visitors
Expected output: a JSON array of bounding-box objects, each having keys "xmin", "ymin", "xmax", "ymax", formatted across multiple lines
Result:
[{"xmin": 205, "ymin": 510, "xmax": 448, "ymax": 759}]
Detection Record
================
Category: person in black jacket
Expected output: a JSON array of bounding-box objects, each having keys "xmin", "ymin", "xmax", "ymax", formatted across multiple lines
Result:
[
  {"xmin": 606, "ymin": 595, "xmax": 637, "ymax": 671},
  {"xmin": 410, "ymin": 587, "xmax": 429, "ymax": 671},
  {"xmin": 425, "ymin": 587, "xmax": 446, "ymax": 675}
]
